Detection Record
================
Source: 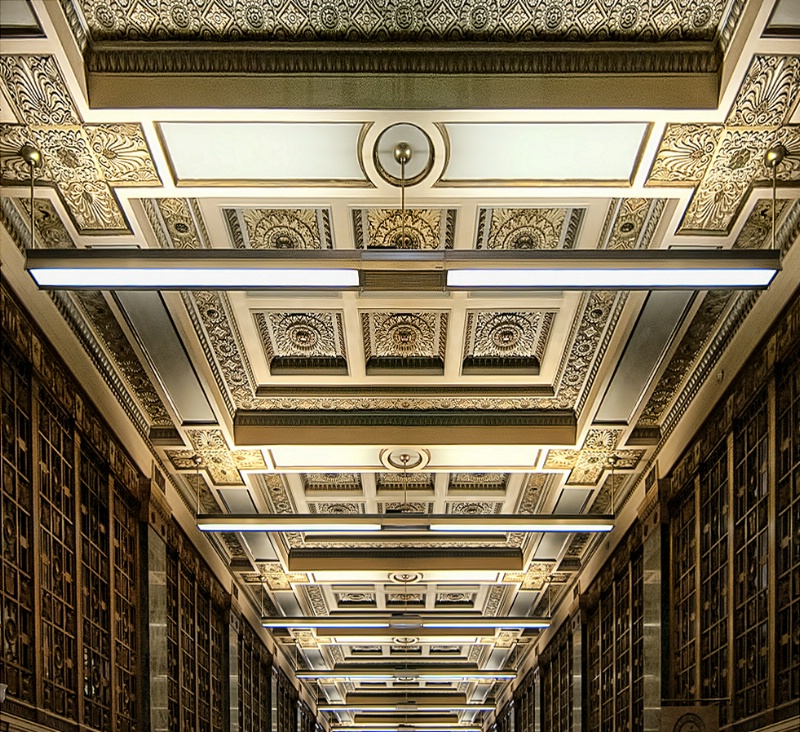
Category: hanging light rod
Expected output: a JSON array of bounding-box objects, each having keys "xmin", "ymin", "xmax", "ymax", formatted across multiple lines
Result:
[
  {"xmin": 296, "ymin": 670, "xmax": 516, "ymax": 680},
  {"xmin": 196, "ymin": 512, "xmax": 614, "ymax": 533},
  {"xmin": 262, "ymin": 615, "xmax": 548, "ymax": 630},
  {"xmin": 26, "ymin": 248, "xmax": 779, "ymax": 291}
]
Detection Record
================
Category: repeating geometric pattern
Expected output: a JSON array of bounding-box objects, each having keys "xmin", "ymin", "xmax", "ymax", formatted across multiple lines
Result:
[
  {"xmin": 362, "ymin": 311, "xmax": 448, "ymax": 360},
  {"xmin": 463, "ymin": 310, "xmax": 555, "ymax": 361},
  {"xmin": 167, "ymin": 428, "xmax": 267, "ymax": 485},
  {"xmin": 225, "ymin": 207, "xmax": 333, "ymax": 249},
  {"xmin": 648, "ymin": 55, "xmax": 800, "ymax": 234},
  {"xmin": 75, "ymin": 0, "xmax": 731, "ymax": 42},
  {"xmin": 254, "ymin": 311, "xmax": 347, "ymax": 363},
  {"xmin": 543, "ymin": 429, "xmax": 643, "ymax": 485},
  {"xmin": 353, "ymin": 208, "xmax": 455, "ymax": 249},
  {"xmin": 301, "ymin": 473, "xmax": 363, "ymax": 492},
  {"xmin": 0, "ymin": 55, "xmax": 160, "ymax": 233},
  {"xmin": 448, "ymin": 473, "xmax": 509, "ymax": 492},
  {"xmin": 599, "ymin": 198, "xmax": 665, "ymax": 250},
  {"xmin": 475, "ymin": 207, "xmax": 577, "ymax": 250},
  {"xmin": 152, "ymin": 198, "xmax": 209, "ymax": 248}
]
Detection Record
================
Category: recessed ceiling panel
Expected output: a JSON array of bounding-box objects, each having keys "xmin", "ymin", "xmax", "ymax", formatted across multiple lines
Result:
[
  {"xmin": 158, "ymin": 122, "xmax": 367, "ymax": 184},
  {"xmin": 439, "ymin": 123, "xmax": 649, "ymax": 185}
]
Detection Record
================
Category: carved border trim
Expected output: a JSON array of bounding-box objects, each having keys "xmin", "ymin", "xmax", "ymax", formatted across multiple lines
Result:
[{"xmin": 84, "ymin": 44, "xmax": 722, "ymax": 76}]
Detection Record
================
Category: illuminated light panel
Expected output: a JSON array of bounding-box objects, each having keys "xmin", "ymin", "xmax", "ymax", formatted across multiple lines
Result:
[
  {"xmin": 446, "ymin": 267, "xmax": 778, "ymax": 290},
  {"xmin": 197, "ymin": 513, "xmax": 614, "ymax": 533},
  {"xmin": 28, "ymin": 267, "xmax": 359, "ymax": 289},
  {"xmin": 261, "ymin": 616, "xmax": 548, "ymax": 630},
  {"xmin": 318, "ymin": 706, "xmax": 495, "ymax": 713},
  {"xmin": 296, "ymin": 671, "xmax": 516, "ymax": 680}
]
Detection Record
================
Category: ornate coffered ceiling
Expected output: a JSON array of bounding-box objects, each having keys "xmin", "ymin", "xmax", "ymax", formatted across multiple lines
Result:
[{"xmin": 1, "ymin": 0, "xmax": 799, "ymax": 722}]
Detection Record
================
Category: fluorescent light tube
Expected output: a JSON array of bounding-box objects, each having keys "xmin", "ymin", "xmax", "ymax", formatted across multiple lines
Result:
[
  {"xmin": 429, "ymin": 522, "xmax": 612, "ymax": 533},
  {"xmin": 446, "ymin": 267, "xmax": 777, "ymax": 289},
  {"xmin": 296, "ymin": 671, "xmax": 516, "ymax": 680},
  {"xmin": 263, "ymin": 620, "xmax": 390, "ymax": 629},
  {"xmin": 197, "ymin": 513, "xmax": 614, "ymax": 533},
  {"xmin": 422, "ymin": 620, "xmax": 548, "ymax": 629},
  {"xmin": 318, "ymin": 706, "xmax": 495, "ymax": 712},
  {"xmin": 28, "ymin": 266, "xmax": 359, "ymax": 289}
]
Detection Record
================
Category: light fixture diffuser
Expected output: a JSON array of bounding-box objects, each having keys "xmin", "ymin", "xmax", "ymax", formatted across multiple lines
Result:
[
  {"xmin": 26, "ymin": 248, "xmax": 780, "ymax": 292},
  {"xmin": 296, "ymin": 670, "xmax": 516, "ymax": 681},
  {"xmin": 318, "ymin": 705, "xmax": 495, "ymax": 713},
  {"xmin": 445, "ymin": 249, "xmax": 780, "ymax": 290},
  {"xmin": 197, "ymin": 513, "xmax": 613, "ymax": 533},
  {"xmin": 262, "ymin": 615, "xmax": 548, "ymax": 631}
]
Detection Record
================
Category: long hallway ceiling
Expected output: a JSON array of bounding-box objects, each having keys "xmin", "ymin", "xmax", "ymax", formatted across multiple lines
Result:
[{"xmin": 1, "ymin": 0, "xmax": 799, "ymax": 724}]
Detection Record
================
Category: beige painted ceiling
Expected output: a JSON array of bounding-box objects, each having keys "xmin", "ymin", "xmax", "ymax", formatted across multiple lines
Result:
[{"xmin": 1, "ymin": 0, "xmax": 799, "ymax": 724}]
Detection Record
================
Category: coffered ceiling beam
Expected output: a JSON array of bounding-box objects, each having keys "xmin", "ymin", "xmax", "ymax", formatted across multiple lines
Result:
[
  {"xmin": 233, "ymin": 409, "xmax": 577, "ymax": 446},
  {"xmin": 85, "ymin": 47, "xmax": 720, "ymax": 110},
  {"xmin": 286, "ymin": 548, "xmax": 524, "ymax": 572}
]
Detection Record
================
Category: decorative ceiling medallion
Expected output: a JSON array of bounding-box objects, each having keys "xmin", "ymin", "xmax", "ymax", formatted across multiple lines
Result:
[
  {"xmin": 389, "ymin": 572, "xmax": 423, "ymax": 584},
  {"xmin": 379, "ymin": 447, "xmax": 432, "ymax": 472},
  {"xmin": 167, "ymin": 428, "xmax": 267, "ymax": 486},
  {"xmin": 308, "ymin": 502, "xmax": 365, "ymax": 514},
  {"xmin": 446, "ymin": 501, "xmax": 503, "ymax": 515},
  {"xmin": 362, "ymin": 311, "xmax": 448, "ymax": 374},
  {"xmin": 475, "ymin": 207, "xmax": 582, "ymax": 250},
  {"xmin": 462, "ymin": 310, "xmax": 555, "ymax": 375},
  {"xmin": 378, "ymin": 501, "xmax": 431, "ymax": 514},
  {"xmin": 543, "ymin": 429, "xmax": 643, "ymax": 485},
  {"xmin": 255, "ymin": 562, "xmax": 309, "ymax": 591},
  {"xmin": 353, "ymin": 207, "xmax": 456, "ymax": 249},
  {"xmin": 0, "ymin": 55, "xmax": 160, "ymax": 233},
  {"xmin": 648, "ymin": 55, "xmax": 800, "ymax": 235},
  {"xmin": 372, "ymin": 122, "xmax": 435, "ymax": 186},
  {"xmin": 502, "ymin": 562, "xmax": 556, "ymax": 591},
  {"xmin": 74, "ymin": 0, "xmax": 731, "ymax": 42},
  {"xmin": 376, "ymin": 472, "xmax": 435, "ymax": 491},
  {"xmin": 448, "ymin": 473, "xmax": 509, "ymax": 492},
  {"xmin": 254, "ymin": 311, "xmax": 347, "ymax": 375},
  {"xmin": 225, "ymin": 207, "xmax": 333, "ymax": 249},
  {"xmin": 301, "ymin": 473, "xmax": 363, "ymax": 493}
]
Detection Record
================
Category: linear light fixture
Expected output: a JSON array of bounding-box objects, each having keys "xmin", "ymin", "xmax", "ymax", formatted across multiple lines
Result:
[
  {"xmin": 262, "ymin": 616, "xmax": 548, "ymax": 630},
  {"xmin": 26, "ymin": 248, "xmax": 780, "ymax": 291},
  {"xmin": 297, "ymin": 670, "xmax": 516, "ymax": 681},
  {"xmin": 318, "ymin": 705, "xmax": 495, "ymax": 713},
  {"xmin": 26, "ymin": 249, "xmax": 360, "ymax": 290},
  {"xmin": 445, "ymin": 249, "xmax": 780, "ymax": 290},
  {"xmin": 197, "ymin": 513, "xmax": 614, "ymax": 533}
]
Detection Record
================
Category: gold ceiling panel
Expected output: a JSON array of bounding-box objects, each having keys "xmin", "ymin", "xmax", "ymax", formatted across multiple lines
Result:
[
  {"xmin": 475, "ymin": 207, "xmax": 581, "ymax": 250},
  {"xmin": 255, "ymin": 310, "xmax": 348, "ymax": 375},
  {"xmin": 448, "ymin": 473, "xmax": 509, "ymax": 493},
  {"xmin": 462, "ymin": 310, "xmax": 555, "ymax": 375},
  {"xmin": 362, "ymin": 311, "xmax": 448, "ymax": 373},
  {"xmin": 543, "ymin": 429, "xmax": 644, "ymax": 486},
  {"xmin": 0, "ymin": 55, "xmax": 160, "ymax": 233},
  {"xmin": 353, "ymin": 208, "xmax": 456, "ymax": 249},
  {"xmin": 225, "ymin": 207, "xmax": 333, "ymax": 249},
  {"xmin": 648, "ymin": 55, "xmax": 800, "ymax": 235},
  {"xmin": 301, "ymin": 473, "xmax": 363, "ymax": 493}
]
